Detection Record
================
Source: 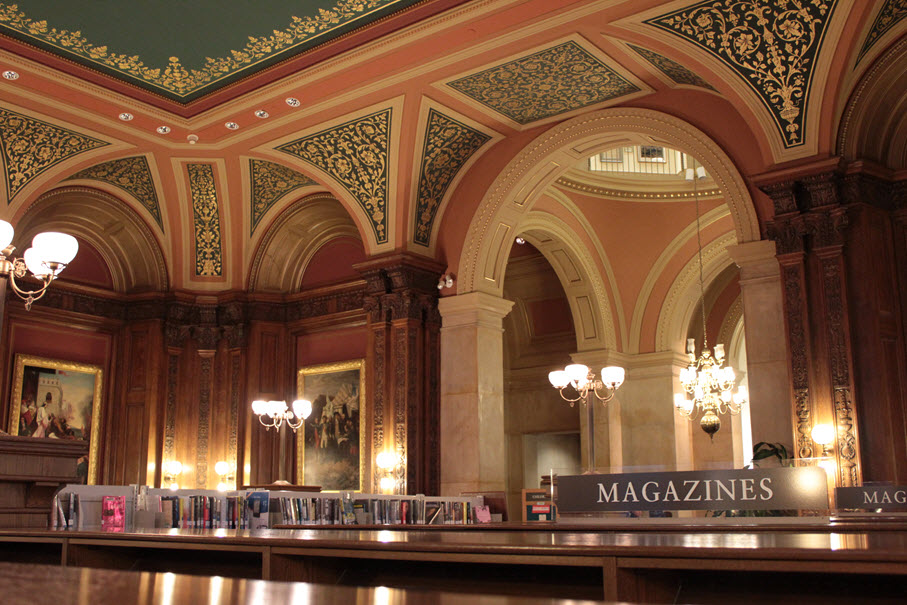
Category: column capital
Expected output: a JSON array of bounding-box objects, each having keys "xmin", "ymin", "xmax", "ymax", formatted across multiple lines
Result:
[
  {"xmin": 438, "ymin": 292, "xmax": 514, "ymax": 330},
  {"xmin": 727, "ymin": 240, "xmax": 781, "ymax": 281}
]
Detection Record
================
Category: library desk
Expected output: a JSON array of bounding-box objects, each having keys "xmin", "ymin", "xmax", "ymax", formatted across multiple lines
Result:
[
  {"xmin": 0, "ymin": 526, "xmax": 906, "ymax": 603},
  {"xmin": 0, "ymin": 562, "xmax": 616, "ymax": 605}
]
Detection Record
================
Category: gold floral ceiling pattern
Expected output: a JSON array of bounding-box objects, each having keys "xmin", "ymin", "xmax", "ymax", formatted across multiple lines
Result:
[
  {"xmin": 276, "ymin": 109, "xmax": 391, "ymax": 244},
  {"xmin": 627, "ymin": 44, "xmax": 716, "ymax": 91},
  {"xmin": 0, "ymin": 106, "xmax": 108, "ymax": 201},
  {"xmin": 249, "ymin": 159, "xmax": 317, "ymax": 235},
  {"xmin": 187, "ymin": 163, "xmax": 223, "ymax": 277},
  {"xmin": 0, "ymin": 0, "xmax": 416, "ymax": 102},
  {"xmin": 414, "ymin": 109, "xmax": 490, "ymax": 247},
  {"xmin": 646, "ymin": 0, "xmax": 839, "ymax": 148},
  {"xmin": 68, "ymin": 156, "xmax": 163, "ymax": 229},
  {"xmin": 446, "ymin": 41, "xmax": 641, "ymax": 125},
  {"xmin": 858, "ymin": 0, "xmax": 907, "ymax": 63}
]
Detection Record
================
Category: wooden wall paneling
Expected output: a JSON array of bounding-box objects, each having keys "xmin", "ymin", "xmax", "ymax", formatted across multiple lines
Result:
[{"xmin": 244, "ymin": 322, "xmax": 286, "ymax": 485}]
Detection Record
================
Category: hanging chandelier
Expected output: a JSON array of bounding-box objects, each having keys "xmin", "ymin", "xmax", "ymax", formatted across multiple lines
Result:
[{"xmin": 673, "ymin": 165, "xmax": 747, "ymax": 438}]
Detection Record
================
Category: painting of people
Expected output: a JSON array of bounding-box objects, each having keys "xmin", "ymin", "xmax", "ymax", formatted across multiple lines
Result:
[
  {"xmin": 7, "ymin": 354, "xmax": 103, "ymax": 484},
  {"xmin": 296, "ymin": 359, "xmax": 365, "ymax": 491}
]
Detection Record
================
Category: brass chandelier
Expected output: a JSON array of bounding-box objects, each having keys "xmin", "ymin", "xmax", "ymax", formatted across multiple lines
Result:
[{"xmin": 673, "ymin": 166, "xmax": 747, "ymax": 438}]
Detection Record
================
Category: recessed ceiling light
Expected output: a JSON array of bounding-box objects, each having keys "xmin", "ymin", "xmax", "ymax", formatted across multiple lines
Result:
[
  {"xmin": 254, "ymin": 109, "xmax": 269, "ymax": 119},
  {"xmin": 118, "ymin": 113, "xmax": 134, "ymax": 121},
  {"xmin": 2, "ymin": 70, "xmax": 19, "ymax": 80},
  {"xmin": 187, "ymin": 134, "xmax": 198, "ymax": 144},
  {"xmin": 225, "ymin": 122, "xmax": 239, "ymax": 130},
  {"xmin": 156, "ymin": 126, "xmax": 171, "ymax": 134},
  {"xmin": 285, "ymin": 97, "xmax": 300, "ymax": 107}
]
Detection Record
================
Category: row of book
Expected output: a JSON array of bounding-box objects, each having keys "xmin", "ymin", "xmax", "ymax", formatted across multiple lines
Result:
[{"xmin": 275, "ymin": 495, "xmax": 486, "ymax": 525}]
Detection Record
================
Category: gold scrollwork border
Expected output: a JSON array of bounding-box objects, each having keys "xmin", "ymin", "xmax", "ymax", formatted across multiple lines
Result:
[
  {"xmin": 7, "ymin": 354, "xmax": 104, "ymax": 485},
  {"xmin": 296, "ymin": 359, "xmax": 366, "ymax": 491}
]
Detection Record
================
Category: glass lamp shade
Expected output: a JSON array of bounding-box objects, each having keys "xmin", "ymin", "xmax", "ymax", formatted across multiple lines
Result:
[
  {"xmin": 165, "ymin": 460, "xmax": 182, "ymax": 476},
  {"xmin": 714, "ymin": 343, "xmax": 725, "ymax": 361},
  {"xmin": 0, "ymin": 219, "xmax": 13, "ymax": 250},
  {"xmin": 722, "ymin": 367, "xmax": 736, "ymax": 383},
  {"xmin": 23, "ymin": 247, "xmax": 52, "ymax": 278},
  {"xmin": 734, "ymin": 385, "xmax": 748, "ymax": 405},
  {"xmin": 251, "ymin": 400, "xmax": 268, "ymax": 416},
  {"xmin": 565, "ymin": 364, "xmax": 589, "ymax": 384},
  {"xmin": 548, "ymin": 370, "xmax": 569, "ymax": 389},
  {"xmin": 600, "ymin": 366, "xmax": 625, "ymax": 388},
  {"xmin": 811, "ymin": 423, "xmax": 835, "ymax": 446},
  {"xmin": 268, "ymin": 400, "xmax": 288, "ymax": 416},
  {"xmin": 674, "ymin": 393, "xmax": 692, "ymax": 413},
  {"xmin": 31, "ymin": 231, "xmax": 78, "ymax": 266},
  {"xmin": 292, "ymin": 398, "xmax": 312, "ymax": 419},
  {"xmin": 214, "ymin": 461, "xmax": 230, "ymax": 476},
  {"xmin": 375, "ymin": 451, "xmax": 396, "ymax": 470}
]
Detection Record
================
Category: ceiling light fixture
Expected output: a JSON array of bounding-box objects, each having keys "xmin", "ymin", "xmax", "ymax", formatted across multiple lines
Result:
[
  {"xmin": 118, "ymin": 113, "xmax": 133, "ymax": 121},
  {"xmin": 2, "ymin": 70, "xmax": 19, "ymax": 80},
  {"xmin": 674, "ymin": 165, "xmax": 747, "ymax": 438},
  {"xmin": 186, "ymin": 134, "xmax": 198, "ymax": 144},
  {"xmin": 515, "ymin": 236, "xmax": 526, "ymax": 245},
  {"xmin": 225, "ymin": 122, "xmax": 239, "ymax": 130},
  {"xmin": 0, "ymin": 220, "xmax": 79, "ymax": 310},
  {"xmin": 286, "ymin": 97, "xmax": 300, "ymax": 107},
  {"xmin": 254, "ymin": 109, "xmax": 269, "ymax": 118},
  {"xmin": 156, "ymin": 126, "xmax": 171, "ymax": 134}
]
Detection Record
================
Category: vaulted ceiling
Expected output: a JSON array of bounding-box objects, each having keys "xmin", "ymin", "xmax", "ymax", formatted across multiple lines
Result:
[{"xmin": 0, "ymin": 0, "xmax": 903, "ymax": 296}]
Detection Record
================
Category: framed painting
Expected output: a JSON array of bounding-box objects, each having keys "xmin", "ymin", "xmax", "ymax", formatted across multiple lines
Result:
[
  {"xmin": 6, "ymin": 354, "xmax": 103, "ymax": 484},
  {"xmin": 296, "ymin": 359, "xmax": 366, "ymax": 491}
]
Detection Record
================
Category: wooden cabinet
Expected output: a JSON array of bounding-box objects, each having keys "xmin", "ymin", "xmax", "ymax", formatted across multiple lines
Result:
[{"xmin": 0, "ymin": 435, "xmax": 85, "ymax": 528}]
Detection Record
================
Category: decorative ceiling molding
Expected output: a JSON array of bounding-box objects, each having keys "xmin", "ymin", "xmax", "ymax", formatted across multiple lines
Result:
[
  {"xmin": 626, "ymin": 44, "xmax": 716, "ymax": 91},
  {"xmin": 446, "ymin": 39, "xmax": 642, "ymax": 125},
  {"xmin": 276, "ymin": 108, "xmax": 391, "ymax": 245},
  {"xmin": 0, "ymin": 106, "xmax": 108, "ymax": 201},
  {"xmin": 858, "ymin": 0, "xmax": 907, "ymax": 64},
  {"xmin": 645, "ymin": 0, "xmax": 840, "ymax": 149},
  {"xmin": 556, "ymin": 175, "xmax": 722, "ymax": 201},
  {"xmin": 187, "ymin": 163, "xmax": 223, "ymax": 277},
  {"xmin": 249, "ymin": 158, "xmax": 317, "ymax": 235},
  {"xmin": 68, "ymin": 156, "xmax": 163, "ymax": 230},
  {"xmin": 413, "ymin": 108, "xmax": 491, "ymax": 247},
  {"xmin": 0, "ymin": 0, "xmax": 421, "ymax": 103}
]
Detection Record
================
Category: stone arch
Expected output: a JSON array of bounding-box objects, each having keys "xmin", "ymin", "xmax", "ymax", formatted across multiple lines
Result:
[
  {"xmin": 656, "ymin": 232, "xmax": 738, "ymax": 352},
  {"xmin": 247, "ymin": 193, "xmax": 361, "ymax": 292},
  {"xmin": 516, "ymin": 211, "xmax": 618, "ymax": 351},
  {"xmin": 458, "ymin": 108, "xmax": 759, "ymax": 297},
  {"xmin": 17, "ymin": 186, "xmax": 168, "ymax": 293}
]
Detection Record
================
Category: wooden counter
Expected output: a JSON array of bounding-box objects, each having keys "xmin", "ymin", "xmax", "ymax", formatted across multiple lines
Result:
[
  {"xmin": 0, "ymin": 527, "xmax": 905, "ymax": 603},
  {"xmin": 0, "ymin": 561, "xmax": 618, "ymax": 605}
]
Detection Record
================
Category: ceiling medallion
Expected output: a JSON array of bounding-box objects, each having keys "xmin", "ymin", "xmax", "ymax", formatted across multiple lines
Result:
[
  {"xmin": 118, "ymin": 113, "xmax": 134, "ymax": 121},
  {"xmin": 285, "ymin": 97, "xmax": 301, "ymax": 107},
  {"xmin": 254, "ymin": 110, "xmax": 270, "ymax": 119},
  {"xmin": 156, "ymin": 126, "xmax": 171, "ymax": 134},
  {"xmin": 225, "ymin": 122, "xmax": 239, "ymax": 130},
  {"xmin": 2, "ymin": 70, "xmax": 19, "ymax": 80}
]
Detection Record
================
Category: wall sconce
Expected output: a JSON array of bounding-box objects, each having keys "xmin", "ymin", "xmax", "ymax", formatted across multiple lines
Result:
[
  {"xmin": 0, "ymin": 220, "xmax": 79, "ymax": 310},
  {"xmin": 215, "ymin": 460, "xmax": 236, "ymax": 492},
  {"xmin": 163, "ymin": 460, "xmax": 182, "ymax": 490},
  {"xmin": 437, "ymin": 273, "xmax": 454, "ymax": 290},
  {"xmin": 811, "ymin": 423, "xmax": 836, "ymax": 474},
  {"xmin": 375, "ymin": 451, "xmax": 400, "ymax": 494}
]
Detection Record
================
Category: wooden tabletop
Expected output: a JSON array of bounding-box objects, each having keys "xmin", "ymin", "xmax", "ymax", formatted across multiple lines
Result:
[{"xmin": 0, "ymin": 561, "xmax": 623, "ymax": 605}]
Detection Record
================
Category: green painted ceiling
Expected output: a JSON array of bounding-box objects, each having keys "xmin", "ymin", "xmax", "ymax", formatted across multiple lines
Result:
[{"xmin": 0, "ymin": 0, "xmax": 424, "ymax": 103}]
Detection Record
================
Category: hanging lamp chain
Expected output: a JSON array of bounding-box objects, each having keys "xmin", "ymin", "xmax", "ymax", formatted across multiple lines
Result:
[{"xmin": 693, "ymin": 164, "xmax": 707, "ymax": 349}]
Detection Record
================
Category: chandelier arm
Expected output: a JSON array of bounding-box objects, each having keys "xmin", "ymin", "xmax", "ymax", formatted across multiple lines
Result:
[
  {"xmin": 6, "ymin": 259, "xmax": 53, "ymax": 310},
  {"xmin": 557, "ymin": 387, "xmax": 585, "ymax": 406}
]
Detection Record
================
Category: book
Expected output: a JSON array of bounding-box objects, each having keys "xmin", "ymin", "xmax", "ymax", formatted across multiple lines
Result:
[
  {"xmin": 246, "ymin": 491, "xmax": 270, "ymax": 529},
  {"xmin": 101, "ymin": 496, "xmax": 126, "ymax": 532}
]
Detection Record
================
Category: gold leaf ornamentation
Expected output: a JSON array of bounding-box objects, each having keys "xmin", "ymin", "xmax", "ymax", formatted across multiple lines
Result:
[
  {"xmin": 447, "ymin": 41, "xmax": 640, "ymax": 125},
  {"xmin": 0, "ymin": 106, "xmax": 108, "ymax": 201},
  {"xmin": 414, "ymin": 109, "xmax": 490, "ymax": 247},
  {"xmin": 647, "ymin": 0, "xmax": 839, "ymax": 148},
  {"xmin": 627, "ymin": 44, "xmax": 717, "ymax": 91},
  {"xmin": 187, "ymin": 163, "xmax": 223, "ymax": 276},
  {"xmin": 249, "ymin": 159, "xmax": 316, "ymax": 235},
  {"xmin": 68, "ymin": 156, "xmax": 163, "ymax": 229},
  {"xmin": 277, "ymin": 109, "xmax": 390, "ymax": 244},
  {"xmin": 0, "ymin": 0, "xmax": 404, "ymax": 100},
  {"xmin": 858, "ymin": 0, "xmax": 907, "ymax": 63}
]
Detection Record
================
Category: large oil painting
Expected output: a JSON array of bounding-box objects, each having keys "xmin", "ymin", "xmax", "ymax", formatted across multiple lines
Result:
[
  {"xmin": 296, "ymin": 359, "xmax": 365, "ymax": 491},
  {"xmin": 7, "ymin": 354, "xmax": 103, "ymax": 484}
]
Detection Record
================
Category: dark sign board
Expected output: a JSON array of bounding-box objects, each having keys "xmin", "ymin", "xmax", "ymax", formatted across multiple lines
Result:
[
  {"xmin": 836, "ymin": 486, "xmax": 907, "ymax": 510},
  {"xmin": 557, "ymin": 467, "xmax": 828, "ymax": 512}
]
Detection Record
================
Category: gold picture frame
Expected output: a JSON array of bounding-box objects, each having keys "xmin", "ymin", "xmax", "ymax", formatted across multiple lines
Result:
[
  {"xmin": 7, "ymin": 354, "xmax": 104, "ymax": 484},
  {"xmin": 296, "ymin": 359, "xmax": 366, "ymax": 491}
]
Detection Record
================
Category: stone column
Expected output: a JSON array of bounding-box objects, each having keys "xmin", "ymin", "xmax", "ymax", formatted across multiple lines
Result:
[
  {"xmin": 727, "ymin": 240, "xmax": 794, "ymax": 449},
  {"xmin": 438, "ymin": 292, "xmax": 513, "ymax": 495}
]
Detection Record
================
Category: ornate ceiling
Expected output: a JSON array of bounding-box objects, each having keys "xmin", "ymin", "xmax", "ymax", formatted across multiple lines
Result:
[{"xmin": 0, "ymin": 0, "xmax": 902, "ymax": 294}]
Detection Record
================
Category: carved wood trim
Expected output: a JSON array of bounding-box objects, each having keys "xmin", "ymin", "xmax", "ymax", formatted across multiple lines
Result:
[{"xmin": 779, "ymin": 257, "xmax": 814, "ymax": 460}]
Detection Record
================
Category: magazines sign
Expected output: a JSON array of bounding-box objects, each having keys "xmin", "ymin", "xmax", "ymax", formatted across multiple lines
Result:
[
  {"xmin": 557, "ymin": 467, "xmax": 829, "ymax": 512},
  {"xmin": 836, "ymin": 486, "xmax": 907, "ymax": 510}
]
